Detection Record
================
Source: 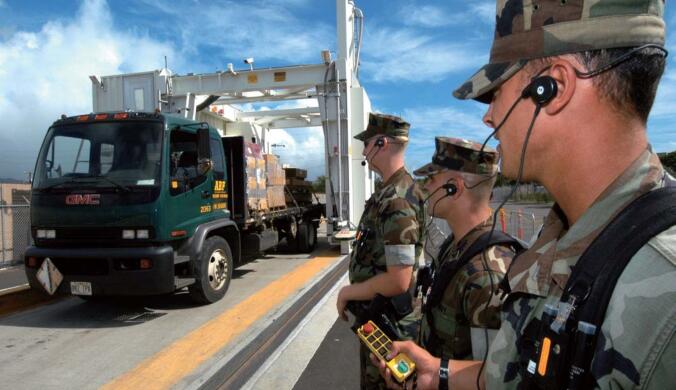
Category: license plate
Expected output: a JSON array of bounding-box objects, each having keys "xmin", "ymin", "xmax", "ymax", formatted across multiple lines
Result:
[{"xmin": 70, "ymin": 281, "xmax": 92, "ymax": 296}]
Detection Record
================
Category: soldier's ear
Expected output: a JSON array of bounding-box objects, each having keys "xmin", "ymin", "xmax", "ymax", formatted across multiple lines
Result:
[{"xmin": 542, "ymin": 59, "xmax": 577, "ymax": 116}]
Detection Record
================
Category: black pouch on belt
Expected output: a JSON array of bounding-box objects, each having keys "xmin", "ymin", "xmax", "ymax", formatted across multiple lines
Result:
[{"xmin": 388, "ymin": 292, "xmax": 413, "ymax": 321}]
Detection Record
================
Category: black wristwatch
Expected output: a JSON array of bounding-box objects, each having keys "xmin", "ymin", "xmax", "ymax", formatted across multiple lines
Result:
[{"xmin": 439, "ymin": 358, "xmax": 449, "ymax": 390}]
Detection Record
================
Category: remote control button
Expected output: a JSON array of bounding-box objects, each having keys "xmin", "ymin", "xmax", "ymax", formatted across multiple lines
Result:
[
  {"xmin": 363, "ymin": 323, "xmax": 374, "ymax": 334},
  {"xmin": 397, "ymin": 361, "xmax": 409, "ymax": 374}
]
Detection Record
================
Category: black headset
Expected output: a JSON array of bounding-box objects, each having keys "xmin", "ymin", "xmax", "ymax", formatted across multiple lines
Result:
[
  {"xmin": 361, "ymin": 137, "xmax": 386, "ymax": 166},
  {"xmin": 442, "ymin": 181, "xmax": 457, "ymax": 196},
  {"xmin": 521, "ymin": 75, "xmax": 557, "ymax": 106}
]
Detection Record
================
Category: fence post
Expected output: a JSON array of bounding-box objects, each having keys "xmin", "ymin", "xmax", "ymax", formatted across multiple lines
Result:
[
  {"xmin": 517, "ymin": 209, "xmax": 523, "ymax": 240},
  {"xmin": 499, "ymin": 208, "xmax": 506, "ymax": 232}
]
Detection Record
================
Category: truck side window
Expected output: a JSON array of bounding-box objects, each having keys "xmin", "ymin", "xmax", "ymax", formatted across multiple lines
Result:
[
  {"xmin": 210, "ymin": 138, "xmax": 225, "ymax": 181},
  {"xmin": 170, "ymin": 130, "xmax": 206, "ymax": 195}
]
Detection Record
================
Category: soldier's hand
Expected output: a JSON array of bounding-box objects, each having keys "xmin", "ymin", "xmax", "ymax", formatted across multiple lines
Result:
[
  {"xmin": 370, "ymin": 341, "xmax": 440, "ymax": 390},
  {"xmin": 336, "ymin": 286, "xmax": 349, "ymax": 321}
]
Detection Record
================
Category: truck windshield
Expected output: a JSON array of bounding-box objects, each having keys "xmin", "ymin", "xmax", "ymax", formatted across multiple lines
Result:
[{"xmin": 33, "ymin": 121, "xmax": 163, "ymax": 191}]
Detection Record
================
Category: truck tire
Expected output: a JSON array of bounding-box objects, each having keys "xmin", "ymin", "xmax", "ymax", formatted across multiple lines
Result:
[
  {"xmin": 286, "ymin": 216, "xmax": 298, "ymax": 242},
  {"xmin": 296, "ymin": 222, "xmax": 317, "ymax": 253},
  {"xmin": 189, "ymin": 236, "xmax": 233, "ymax": 304}
]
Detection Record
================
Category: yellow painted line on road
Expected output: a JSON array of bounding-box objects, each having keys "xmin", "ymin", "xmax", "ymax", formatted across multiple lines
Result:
[{"xmin": 102, "ymin": 249, "xmax": 341, "ymax": 390}]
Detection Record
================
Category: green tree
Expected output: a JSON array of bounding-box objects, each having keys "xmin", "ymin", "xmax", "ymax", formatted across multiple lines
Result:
[
  {"xmin": 312, "ymin": 175, "xmax": 327, "ymax": 193},
  {"xmin": 658, "ymin": 151, "xmax": 676, "ymax": 176}
]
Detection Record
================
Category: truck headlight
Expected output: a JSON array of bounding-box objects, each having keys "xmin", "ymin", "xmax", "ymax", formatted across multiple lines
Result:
[
  {"xmin": 136, "ymin": 229, "xmax": 149, "ymax": 239},
  {"xmin": 37, "ymin": 229, "xmax": 56, "ymax": 239},
  {"xmin": 122, "ymin": 230, "xmax": 136, "ymax": 239}
]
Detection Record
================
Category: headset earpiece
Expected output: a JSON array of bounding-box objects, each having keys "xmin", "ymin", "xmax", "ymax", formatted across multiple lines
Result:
[
  {"xmin": 442, "ymin": 182, "xmax": 457, "ymax": 196},
  {"xmin": 375, "ymin": 138, "xmax": 385, "ymax": 147},
  {"xmin": 522, "ymin": 76, "xmax": 557, "ymax": 105}
]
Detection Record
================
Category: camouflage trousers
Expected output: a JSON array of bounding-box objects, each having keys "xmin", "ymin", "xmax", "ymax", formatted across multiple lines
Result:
[{"xmin": 358, "ymin": 311, "xmax": 419, "ymax": 389}]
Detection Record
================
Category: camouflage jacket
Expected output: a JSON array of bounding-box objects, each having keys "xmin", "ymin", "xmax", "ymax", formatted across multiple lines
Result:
[
  {"xmin": 420, "ymin": 218, "xmax": 515, "ymax": 360},
  {"xmin": 486, "ymin": 149, "xmax": 676, "ymax": 389},
  {"xmin": 349, "ymin": 167, "xmax": 427, "ymax": 284}
]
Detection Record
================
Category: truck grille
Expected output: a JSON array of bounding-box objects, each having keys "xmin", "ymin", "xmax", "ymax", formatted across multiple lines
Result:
[
  {"xmin": 57, "ymin": 227, "xmax": 123, "ymax": 240},
  {"xmin": 50, "ymin": 257, "xmax": 109, "ymax": 276}
]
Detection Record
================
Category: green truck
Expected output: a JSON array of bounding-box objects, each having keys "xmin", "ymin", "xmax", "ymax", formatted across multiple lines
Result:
[{"xmin": 24, "ymin": 111, "xmax": 322, "ymax": 303}]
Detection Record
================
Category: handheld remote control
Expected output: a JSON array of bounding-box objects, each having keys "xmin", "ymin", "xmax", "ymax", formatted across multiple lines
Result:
[{"xmin": 356, "ymin": 320, "xmax": 416, "ymax": 383}]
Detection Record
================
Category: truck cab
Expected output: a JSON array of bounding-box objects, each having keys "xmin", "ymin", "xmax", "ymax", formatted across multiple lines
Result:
[{"xmin": 25, "ymin": 112, "xmax": 240, "ymax": 303}]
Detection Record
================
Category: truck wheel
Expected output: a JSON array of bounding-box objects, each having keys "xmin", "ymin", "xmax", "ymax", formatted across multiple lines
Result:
[
  {"xmin": 296, "ymin": 222, "xmax": 317, "ymax": 253},
  {"xmin": 189, "ymin": 236, "xmax": 233, "ymax": 304},
  {"xmin": 286, "ymin": 216, "xmax": 298, "ymax": 242}
]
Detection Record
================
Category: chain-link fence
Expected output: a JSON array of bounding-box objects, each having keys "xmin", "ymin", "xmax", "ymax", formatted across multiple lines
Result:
[
  {"xmin": 1, "ymin": 204, "xmax": 31, "ymax": 268},
  {"xmin": 424, "ymin": 207, "xmax": 548, "ymax": 263},
  {"xmin": 498, "ymin": 208, "xmax": 546, "ymax": 243}
]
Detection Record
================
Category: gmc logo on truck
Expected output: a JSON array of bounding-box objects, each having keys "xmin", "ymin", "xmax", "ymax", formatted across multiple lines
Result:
[{"xmin": 65, "ymin": 194, "xmax": 101, "ymax": 205}]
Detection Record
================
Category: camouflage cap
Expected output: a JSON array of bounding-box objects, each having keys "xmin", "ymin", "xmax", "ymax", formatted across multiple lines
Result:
[
  {"xmin": 454, "ymin": 0, "xmax": 666, "ymax": 103},
  {"xmin": 354, "ymin": 112, "xmax": 410, "ymax": 142},
  {"xmin": 413, "ymin": 137, "xmax": 498, "ymax": 177}
]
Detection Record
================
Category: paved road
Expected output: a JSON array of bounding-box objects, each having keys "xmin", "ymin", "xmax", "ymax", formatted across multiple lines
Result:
[
  {"xmin": 0, "ymin": 240, "xmax": 342, "ymax": 390},
  {"xmin": 0, "ymin": 266, "xmax": 28, "ymax": 291},
  {"xmin": 293, "ymin": 318, "xmax": 360, "ymax": 390}
]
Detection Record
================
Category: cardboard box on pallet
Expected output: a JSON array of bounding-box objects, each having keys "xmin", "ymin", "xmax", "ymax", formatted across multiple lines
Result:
[
  {"xmin": 264, "ymin": 154, "xmax": 285, "ymax": 186},
  {"xmin": 245, "ymin": 142, "xmax": 268, "ymax": 212},
  {"xmin": 267, "ymin": 186, "xmax": 286, "ymax": 209}
]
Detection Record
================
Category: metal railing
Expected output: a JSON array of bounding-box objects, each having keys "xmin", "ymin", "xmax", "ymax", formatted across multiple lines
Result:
[
  {"xmin": 0, "ymin": 204, "xmax": 31, "ymax": 268},
  {"xmin": 424, "ymin": 209, "xmax": 547, "ymax": 262}
]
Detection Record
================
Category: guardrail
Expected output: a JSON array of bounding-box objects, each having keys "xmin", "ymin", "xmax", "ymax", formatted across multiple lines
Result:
[{"xmin": 0, "ymin": 204, "xmax": 31, "ymax": 268}]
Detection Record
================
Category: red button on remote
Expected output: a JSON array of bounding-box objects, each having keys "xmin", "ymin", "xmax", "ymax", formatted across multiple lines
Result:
[{"xmin": 363, "ymin": 323, "xmax": 374, "ymax": 334}]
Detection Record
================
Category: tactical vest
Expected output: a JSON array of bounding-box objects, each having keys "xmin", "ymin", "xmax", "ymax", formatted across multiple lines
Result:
[
  {"xmin": 509, "ymin": 184, "xmax": 676, "ymax": 389},
  {"xmin": 421, "ymin": 228, "xmax": 523, "ymax": 359}
]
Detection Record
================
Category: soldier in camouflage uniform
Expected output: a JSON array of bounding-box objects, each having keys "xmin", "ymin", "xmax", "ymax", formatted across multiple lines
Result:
[
  {"xmin": 375, "ymin": 1, "xmax": 674, "ymax": 389},
  {"xmin": 336, "ymin": 112, "xmax": 427, "ymax": 389},
  {"xmin": 412, "ymin": 137, "xmax": 516, "ymax": 363}
]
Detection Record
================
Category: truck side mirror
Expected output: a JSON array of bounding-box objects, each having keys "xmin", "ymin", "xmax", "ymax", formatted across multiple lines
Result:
[{"xmin": 197, "ymin": 127, "xmax": 212, "ymax": 175}]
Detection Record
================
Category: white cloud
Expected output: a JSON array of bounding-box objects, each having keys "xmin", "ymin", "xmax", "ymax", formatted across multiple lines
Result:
[
  {"xmin": 398, "ymin": 2, "xmax": 494, "ymax": 28},
  {"xmin": 399, "ymin": 5, "xmax": 457, "ymax": 28},
  {"xmin": 0, "ymin": 0, "xmax": 177, "ymax": 179},
  {"xmin": 361, "ymin": 27, "xmax": 483, "ymax": 83},
  {"xmin": 469, "ymin": 2, "xmax": 495, "ymax": 22},
  {"xmin": 401, "ymin": 104, "xmax": 493, "ymax": 171},
  {"xmin": 136, "ymin": 0, "xmax": 333, "ymax": 65},
  {"xmin": 268, "ymin": 127, "xmax": 325, "ymax": 180}
]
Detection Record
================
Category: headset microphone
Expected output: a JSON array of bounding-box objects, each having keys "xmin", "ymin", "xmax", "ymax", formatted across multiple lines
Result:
[
  {"xmin": 361, "ymin": 137, "xmax": 386, "ymax": 166},
  {"xmin": 477, "ymin": 73, "xmax": 557, "ymax": 156}
]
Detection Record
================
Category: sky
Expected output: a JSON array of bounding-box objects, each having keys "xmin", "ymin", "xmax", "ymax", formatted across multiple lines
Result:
[{"xmin": 0, "ymin": 0, "xmax": 674, "ymax": 181}]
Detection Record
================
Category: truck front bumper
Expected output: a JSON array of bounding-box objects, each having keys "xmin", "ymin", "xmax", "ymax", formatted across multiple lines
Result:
[{"xmin": 24, "ymin": 245, "xmax": 176, "ymax": 296}]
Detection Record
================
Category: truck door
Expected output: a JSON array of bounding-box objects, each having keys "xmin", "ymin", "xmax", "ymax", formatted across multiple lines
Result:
[
  {"xmin": 166, "ymin": 129, "xmax": 213, "ymax": 235},
  {"xmin": 210, "ymin": 137, "xmax": 229, "ymax": 218}
]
